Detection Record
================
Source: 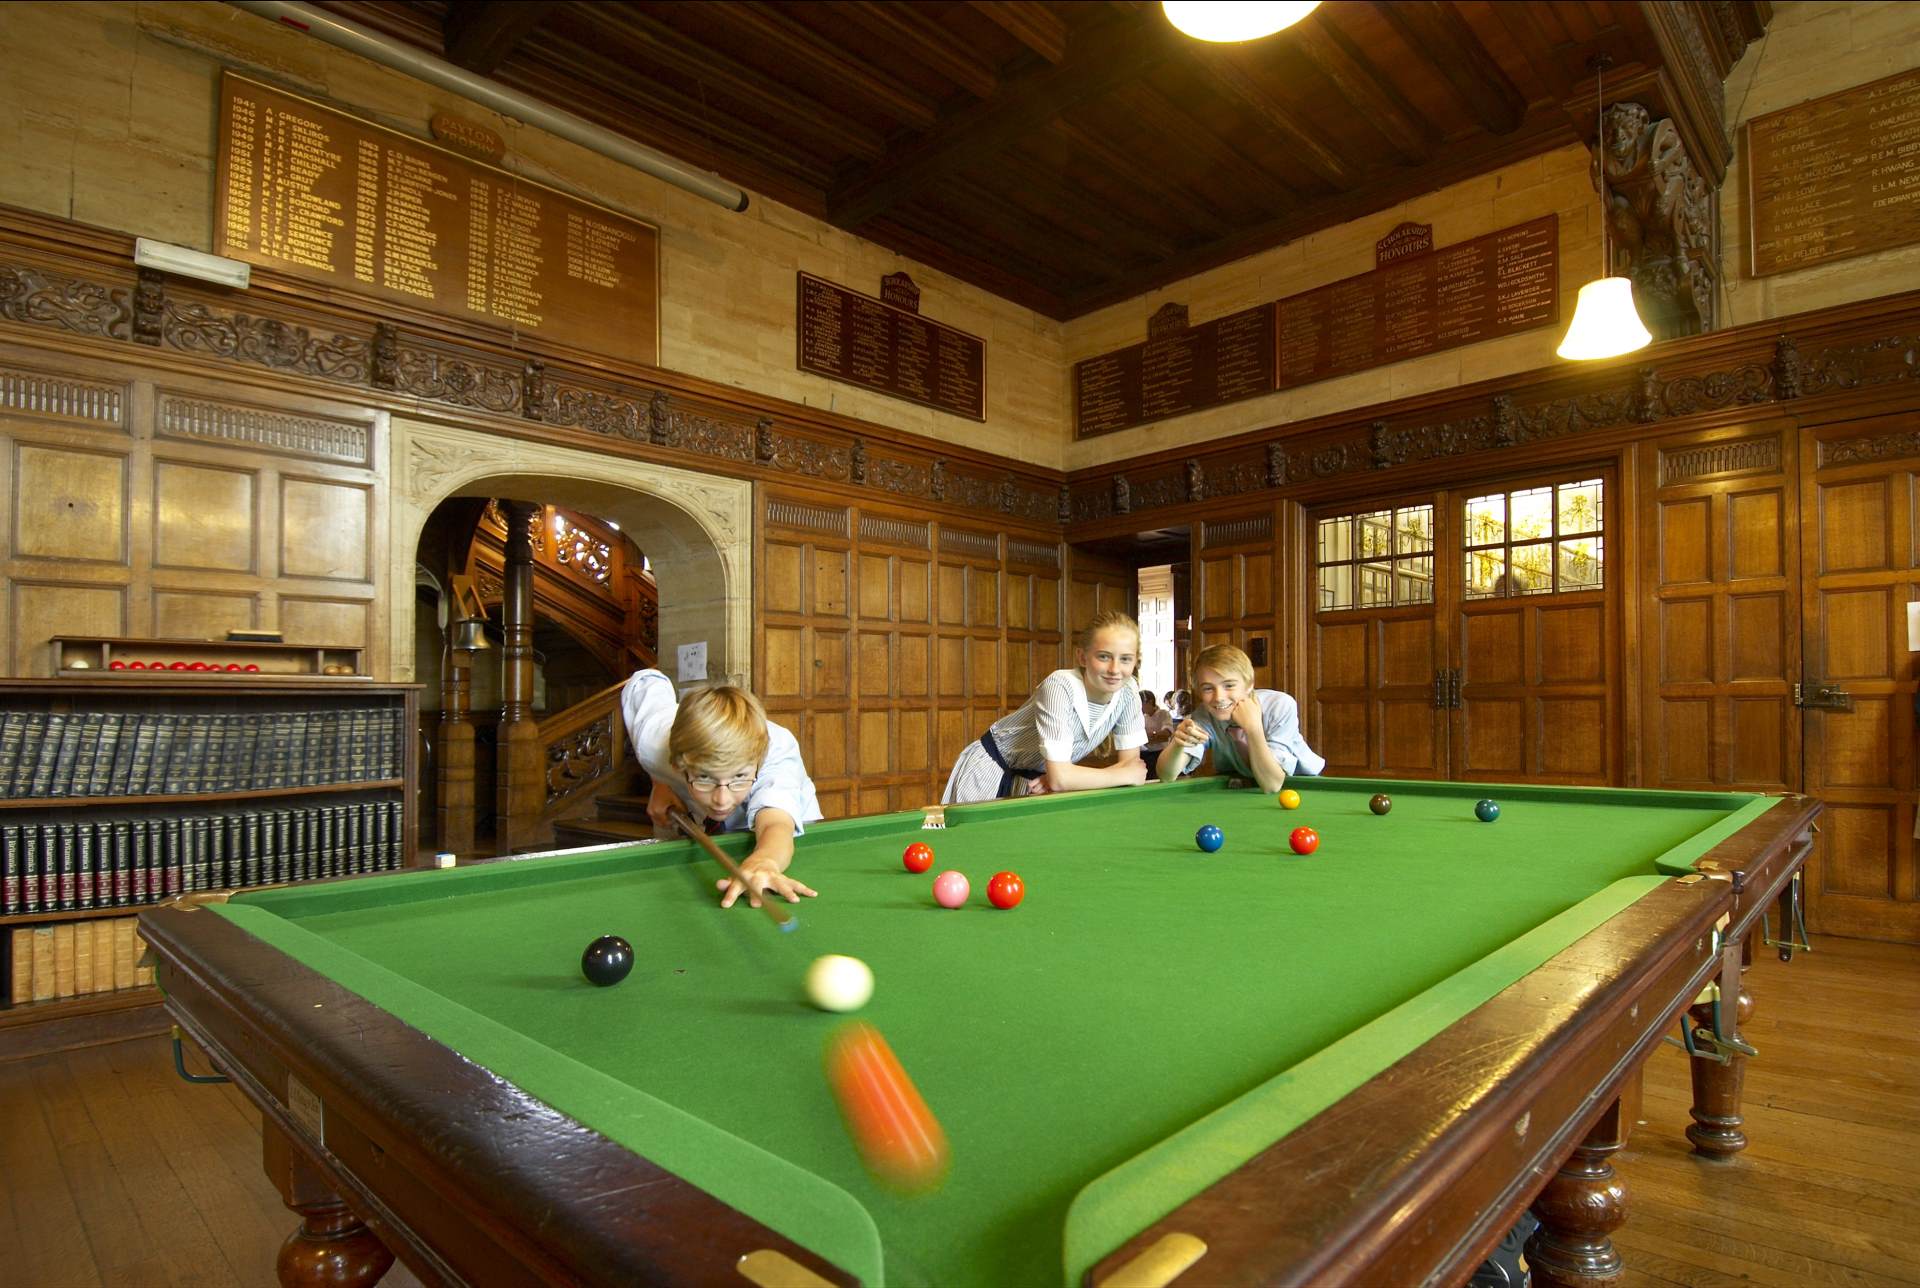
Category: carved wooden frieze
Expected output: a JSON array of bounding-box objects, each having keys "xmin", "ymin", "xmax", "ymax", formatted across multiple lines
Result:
[
  {"xmin": 0, "ymin": 363, "xmax": 127, "ymax": 427},
  {"xmin": 390, "ymin": 342, "xmax": 517, "ymax": 412},
  {"xmin": 0, "ymin": 263, "xmax": 130, "ymax": 341},
  {"xmin": 1818, "ymin": 427, "xmax": 1920, "ymax": 468},
  {"xmin": 165, "ymin": 298, "xmax": 372, "ymax": 384}
]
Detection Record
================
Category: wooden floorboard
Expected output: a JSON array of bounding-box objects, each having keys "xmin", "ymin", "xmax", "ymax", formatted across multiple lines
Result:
[{"xmin": 0, "ymin": 937, "xmax": 1912, "ymax": 1286}]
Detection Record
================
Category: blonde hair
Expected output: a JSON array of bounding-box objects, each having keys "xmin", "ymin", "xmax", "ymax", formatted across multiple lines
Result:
[
  {"xmin": 669, "ymin": 685, "xmax": 771, "ymax": 772},
  {"xmin": 1190, "ymin": 644, "xmax": 1255, "ymax": 689},
  {"xmin": 1078, "ymin": 609, "xmax": 1141, "ymax": 656}
]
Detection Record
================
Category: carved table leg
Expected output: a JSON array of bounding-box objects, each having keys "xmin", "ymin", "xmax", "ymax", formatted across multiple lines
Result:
[
  {"xmin": 264, "ymin": 1121, "xmax": 395, "ymax": 1288},
  {"xmin": 1687, "ymin": 929, "xmax": 1755, "ymax": 1158},
  {"xmin": 1528, "ymin": 1076, "xmax": 1637, "ymax": 1288}
]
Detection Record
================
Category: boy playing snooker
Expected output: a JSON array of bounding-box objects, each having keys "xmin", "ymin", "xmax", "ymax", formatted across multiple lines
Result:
[{"xmin": 619, "ymin": 669, "xmax": 823, "ymax": 908}]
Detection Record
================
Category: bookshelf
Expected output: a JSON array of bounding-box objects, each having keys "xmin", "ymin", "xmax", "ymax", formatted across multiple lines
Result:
[{"xmin": 0, "ymin": 678, "xmax": 419, "ymax": 1026}]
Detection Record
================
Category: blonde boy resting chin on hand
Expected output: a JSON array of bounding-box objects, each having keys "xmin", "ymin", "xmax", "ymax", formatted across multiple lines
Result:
[
  {"xmin": 1158, "ymin": 644, "xmax": 1325, "ymax": 795},
  {"xmin": 619, "ymin": 670, "xmax": 824, "ymax": 909}
]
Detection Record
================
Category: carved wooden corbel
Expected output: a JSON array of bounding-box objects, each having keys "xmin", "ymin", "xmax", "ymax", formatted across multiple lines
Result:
[{"xmin": 1600, "ymin": 103, "xmax": 1718, "ymax": 341}]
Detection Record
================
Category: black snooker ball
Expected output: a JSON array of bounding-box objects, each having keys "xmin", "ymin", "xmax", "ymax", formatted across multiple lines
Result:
[
  {"xmin": 581, "ymin": 934, "xmax": 634, "ymax": 987},
  {"xmin": 1369, "ymin": 794, "xmax": 1392, "ymax": 815}
]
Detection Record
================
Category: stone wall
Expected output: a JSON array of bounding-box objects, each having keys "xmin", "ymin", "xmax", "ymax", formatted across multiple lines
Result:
[
  {"xmin": 1721, "ymin": 1, "xmax": 1920, "ymax": 325},
  {"xmin": 0, "ymin": 1, "xmax": 1067, "ymax": 466}
]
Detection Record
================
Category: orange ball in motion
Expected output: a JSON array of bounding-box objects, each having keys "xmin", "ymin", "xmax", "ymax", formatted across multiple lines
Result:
[{"xmin": 825, "ymin": 1022, "xmax": 950, "ymax": 1192}]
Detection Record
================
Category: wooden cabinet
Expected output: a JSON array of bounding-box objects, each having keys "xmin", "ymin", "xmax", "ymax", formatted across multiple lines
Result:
[{"xmin": 0, "ymin": 678, "xmax": 419, "ymax": 1032}]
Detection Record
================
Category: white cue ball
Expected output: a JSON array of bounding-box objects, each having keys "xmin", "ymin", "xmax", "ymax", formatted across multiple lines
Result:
[{"xmin": 805, "ymin": 954, "xmax": 874, "ymax": 1013}]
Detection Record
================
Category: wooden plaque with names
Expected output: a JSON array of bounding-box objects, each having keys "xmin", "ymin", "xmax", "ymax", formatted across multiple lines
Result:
[
  {"xmin": 215, "ymin": 74, "xmax": 659, "ymax": 366},
  {"xmin": 1073, "ymin": 304, "xmax": 1276, "ymax": 438},
  {"xmin": 1276, "ymin": 215, "xmax": 1558, "ymax": 390},
  {"xmin": 796, "ymin": 273, "xmax": 985, "ymax": 421},
  {"xmin": 1747, "ymin": 68, "xmax": 1920, "ymax": 277}
]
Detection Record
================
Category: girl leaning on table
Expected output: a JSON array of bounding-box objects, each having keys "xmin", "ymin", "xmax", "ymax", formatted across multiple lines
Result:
[
  {"xmin": 619, "ymin": 668, "xmax": 824, "ymax": 909},
  {"xmin": 1157, "ymin": 643, "xmax": 1325, "ymax": 794},
  {"xmin": 941, "ymin": 610, "xmax": 1151, "ymax": 804}
]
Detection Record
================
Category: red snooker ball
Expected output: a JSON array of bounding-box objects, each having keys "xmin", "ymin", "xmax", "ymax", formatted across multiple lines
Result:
[
  {"xmin": 167, "ymin": 661, "xmax": 189, "ymax": 671},
  {"xmin": 902, "ymin": 842, "xmax": 934, "ymax": 874},
  {"xmin": 987, "ymin": 871, "xmax": 1024, "ymax": 910},
  {"xmin": 127, "ymin": 661, "xmax": 146, "ymax": 670},
  {"xmin": 225, "ymin": 662, "xmax": 243, "ymax": 672},
  {"xmin": 1289, "ymin": 826, "xmax": 1320, "ymax": 856},
  {"xmin": 108, "ymin": 660, "xmax": 128, "ymax": 670},
  {"xmin": 188, "ymin": 661, "xmax": 210, "ymax": 671},
  {"xmin": 242, "ymin": 663, "xmax": 260, "ymax": 673}
]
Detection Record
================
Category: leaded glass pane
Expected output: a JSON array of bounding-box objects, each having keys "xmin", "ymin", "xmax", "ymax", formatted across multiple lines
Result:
[
  {"xmin": 1465, "ymin": 549, "xmax": 1505, "ymax": 598},
  {"xmin": 1318, "ymin": 516, "xmax": 1351, "ymax": 565},
  {"xmin": 1357, "ymin": 510, "xmax": 1392, "ymax": 559},
  {"xmin": 1510, "ymin": 542, "xmax": 1553, "ymax": 593},
  {"xmin": 1558, "ymin": 479, "xmax": 1603, "ymax": 534},
  {"xmin": 1395, "ymin": 504, "xmax": 1434, "ymax": 553},
  {"xmin": 1319, "ymin": 563, "xmax": 1353, "ymax": 610},
  {"xmin": 1359, "ymin": 561, "xmax": 1393, "ymax": 606},
  {"xmin": 1559, "ymin": 537, "xmax": 1604, "ymax": 590},
  {"xmin": 1397, "ymin": 556, "xmax": 1434, "ymax": 604},
  {"xmin": 1510, "ymin": 486, "xmax": 1552, "ymax": 542},
  {"xmin": 1464, "ymin": 494, "xmax": 1505, "ymax": 547}
]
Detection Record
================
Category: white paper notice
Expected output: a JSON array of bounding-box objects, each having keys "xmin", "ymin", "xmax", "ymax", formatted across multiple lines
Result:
[{"xmin": 677, "ymin": 640, "xmax": 707, "ymax": 682}]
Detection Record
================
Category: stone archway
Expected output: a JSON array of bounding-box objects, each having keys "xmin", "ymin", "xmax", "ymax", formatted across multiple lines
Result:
[{"xmin": 386, "ymin": 416, "xmax": 753, "ymax": 687}]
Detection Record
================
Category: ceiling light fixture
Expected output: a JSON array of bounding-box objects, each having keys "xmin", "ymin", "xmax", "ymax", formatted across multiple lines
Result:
[
  {"xmin": 1162, "ymin": 1, "xmax": 1321, "ymax": 43},
  {"xmin": 133, "ymin": 238, "xmax": 252, "ymax": 289},
  {"xmin": 1557, "ymin": 55, "xmax": 1652, "ymax": 361}
]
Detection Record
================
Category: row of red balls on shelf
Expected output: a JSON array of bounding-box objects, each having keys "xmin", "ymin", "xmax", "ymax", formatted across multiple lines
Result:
[{"xmin": 104, "ymin": 660, "xmax": 262, "ymax": 672}]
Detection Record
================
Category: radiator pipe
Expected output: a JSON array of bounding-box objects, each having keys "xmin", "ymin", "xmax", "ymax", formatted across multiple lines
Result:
[{"xmin": 224, "ymin": 0, "xmax": 750, "ymax": 213}]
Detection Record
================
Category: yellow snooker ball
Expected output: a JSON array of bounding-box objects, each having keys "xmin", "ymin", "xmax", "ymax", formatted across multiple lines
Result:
[{"xmin": 1277, "ymin": 789, "xmax": 1301, "ymax": 809}]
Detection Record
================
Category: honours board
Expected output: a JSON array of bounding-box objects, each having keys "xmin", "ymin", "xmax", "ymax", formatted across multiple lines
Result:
[
  {"xmin": 1073, "ymin": 305, "xmax": 1276, "ymax": 437},
  {"xmin": 215, "ymin": 74, "xmax": 659, "ymax": 366},
  {"xmin": 1747, "ymin": 68, "xmax": 1920, "ymax": 277},
  {"xmin": 1276, "ymin": 215, "xmax": 1558, "ymax": 389},
  {"xmin": 796, "ymin": 273, "xmax": 985, "ymax": 421}
]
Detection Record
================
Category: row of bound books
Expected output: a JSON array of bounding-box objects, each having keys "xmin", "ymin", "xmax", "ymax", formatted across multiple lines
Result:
[
  {"xmin": 0, "ymin": 800, "xmax": 404, "ymax": 915},
  {"xmin": 5, "ymin": 916, "xmax": 149, "ymax": 1006},
  {"xmin": 0, "ymin": 706, "xmax": 404, "ymax": 798}
]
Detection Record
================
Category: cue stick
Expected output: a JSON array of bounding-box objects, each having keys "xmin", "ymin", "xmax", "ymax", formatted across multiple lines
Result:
[{"xmin": 668, "ymin": 808, "xmax": 796, "ymax": 931}]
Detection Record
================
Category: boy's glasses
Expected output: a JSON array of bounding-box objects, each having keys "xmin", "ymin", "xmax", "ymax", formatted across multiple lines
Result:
[{"xmin": 685, "ymin": 771, "xmax": 757, "ymax": 791}]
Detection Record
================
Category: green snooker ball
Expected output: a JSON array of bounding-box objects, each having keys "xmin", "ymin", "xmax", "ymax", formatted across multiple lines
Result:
[{"xmin": 1474, "ymin": 799, "xmax": 1501, "ymax": 823}]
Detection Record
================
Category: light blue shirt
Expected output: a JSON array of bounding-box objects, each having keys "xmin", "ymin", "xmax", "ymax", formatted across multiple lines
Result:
[
  {"xmin": 1174, "ymin": 689, "xmax": 1325, "ymax": 778},
  {"xmin": 619, "ymin": 670, "xmax": 822, "ymax": 834}
]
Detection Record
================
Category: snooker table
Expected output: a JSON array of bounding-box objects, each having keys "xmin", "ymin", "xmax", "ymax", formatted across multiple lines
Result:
[{"xmin": 141, "ymin": 776, "xmax": 1817, "ymax": 1288}]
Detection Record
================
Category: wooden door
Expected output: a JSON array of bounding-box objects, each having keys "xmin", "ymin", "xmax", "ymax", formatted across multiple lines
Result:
[
  {"xmin": 853, "ymin": 512, "xmax": 938, "ymax": 817},
  {"xmin": 1066, "ymin": 546, "xmax": 1136, "ymax": 639},
  {"xmin": 1637, "ymin": 422, "xmax": 1801, "ymax": 794},
  {"xmin": 1193, "ymin": 510, "xmax": 1280, "ymax": 685},
  {"xmin": 1798, "ymin": 416, "xmax": 1919, "ymax": 941},
  {"xmin": 936, "ymin": 525, "xmax": 1011, "ymax": 801},
  {"xmin": 1450, "ymin": 472, "xmax": 1619, "ymax": 785},
  {"xmin": 1308, "ymin": 495, "xmax": 1447, "ymax": 777}
]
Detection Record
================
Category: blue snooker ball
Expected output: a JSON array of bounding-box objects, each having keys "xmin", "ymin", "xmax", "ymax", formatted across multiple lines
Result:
[
  {"xmin": 1195, "ymin": 824, "xmax": 1225, "ymax": 853},
  {"xmin": 1474, "ymin": 799, "xmax": 1501, "ymax": 823}
]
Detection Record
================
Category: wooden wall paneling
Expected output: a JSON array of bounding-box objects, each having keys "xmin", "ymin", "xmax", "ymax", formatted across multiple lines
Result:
[
  {"xmin": 0, "ymin": 346, "xmax": 384, "ymax": 679},
  {"xmin": 1637, "ymin": 423, "xmax": 1800, "ymax": 793},
  {"xmin": 858, "ymin": 507, "xmax": 938, "ymax": 811},
  {"xmin": 1797, "ymin": 415, "xmax": 1918, "ymax": 942},
  {"xmin": 755, "ymin": 492, "xmax": 854, "ymax": 819},
  {"xmin": 1194, "ymin": 508, "xmax": 1279, "ymax": 687}
]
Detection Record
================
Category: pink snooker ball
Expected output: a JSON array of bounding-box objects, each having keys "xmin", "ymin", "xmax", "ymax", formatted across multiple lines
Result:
[{"xmin": 932, "ymin": 870, "xmax": 970, "ymax": 909}]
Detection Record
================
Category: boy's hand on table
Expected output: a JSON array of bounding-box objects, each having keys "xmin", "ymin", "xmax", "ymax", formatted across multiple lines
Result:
[{"xmin": 717, "ymin": 854, "xmax": 818, "ymax": 908}]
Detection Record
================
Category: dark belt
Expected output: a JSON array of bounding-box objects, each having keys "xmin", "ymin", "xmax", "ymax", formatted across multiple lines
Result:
[{"xmin": 978, "ymin": 732, "xmax": 1041, "ymax": 800}]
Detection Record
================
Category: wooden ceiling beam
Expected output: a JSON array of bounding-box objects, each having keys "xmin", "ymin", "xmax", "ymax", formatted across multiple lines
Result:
[
  {"xmin": 968, "ymin": 1, "xmax": 1069, "ymax": 64},
  {"xmin": 827, "ymin": 12, "xmax": 1181, "ymax": 230},
  {"xmin": 1183, "ymin": 46, "xmax": 1361, "ymax": 189},
  {"xmin": 703, "ymin": 2, "xmax": 939, "ymax": 130},
  {"xmin": 1379, "ymin": 1, "xmax": 1528, "ymax": 134},
  {"xmin": 1050, "ymin": 118, "xmax": 1236, "ymax": 238},
  {"xmin": 1291, "ymin": 14, "xmax": 1436, "ymax": 163},
  {"xmin": 441, "ymin": 1, "xmax": 553, "ymax": 74},
  {"xmin": 986, "ymin": 153, "xmax": 1182, "ymax": 263},
  {"xmin": 1116, "ymin": 84, "xmax": 1306, "ymax": 214},
  {"xmin": 844, "ymin": 1, "xmax": 1000, "ymax": 99},
  {"xmin": 516, "ymin": 42, "xmax": 835, "ymax": 206},
  {"xmin": 867, "ymin": 211, "xmax": 1078, "ymax": 311},
  {"xmin": 572, "ymin": 6, "xmax": 888, "ymax": 162}
]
